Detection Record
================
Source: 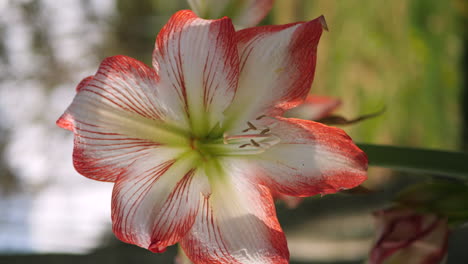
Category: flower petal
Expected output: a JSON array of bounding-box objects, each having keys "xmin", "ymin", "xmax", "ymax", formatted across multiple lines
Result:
[
  {"xmin": 251, "ymin": 117, "xmax": 367, "ymax": 196},
  {"xmin": 284, "ymin": 94, "xmax": 341, "ymax": 121},
  {"xmin": 370, "ymin": 209, "xmax": 449, "ymax": 264},
  {"xmin": 152, "ymin": 10, "xmax": 239, "ymax": 136},
  {"xmin": 57, "ymin": 56, "xmax": 190, "ymax": 182},
  {"xmin": 180, "ymin": 162, "xmax": 288, "ymax": 264},
  {"xmin": 112, "ymin": 154, "xmax": 209, "ymax": 252},
  {"xmin": 224, "ymin": 17, "xmax": 324, "ymax": 131}
]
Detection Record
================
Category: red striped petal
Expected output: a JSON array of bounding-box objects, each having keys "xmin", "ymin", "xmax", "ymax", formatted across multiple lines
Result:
[
  {"xmin": 180, "ymin": 163, "xmax": 288, "ymax": 264},
  {"xmin": 76, "ymin": 75, "xmax": 94, "ymax": 92},
  {"xmin": 152, "ymin": 10, "xmax": 239, "ymax": 135},
  {"xmin": 370, "ymin": 209, "xmax": 449, "ymax": 264},
  {"xmin": 112, "ymin": 157, "xmax": 208, "ymax": 252},
  {"xmin": 225, "ymin": 17, "xmax": 324, "ymax": 131},
  {"xmin": 251, "ymin": 117, "xmax": 367, "ymax": 197},
  {"xmin": 57, "ymin": 56, "xmax": 188, "ymax": 182}
]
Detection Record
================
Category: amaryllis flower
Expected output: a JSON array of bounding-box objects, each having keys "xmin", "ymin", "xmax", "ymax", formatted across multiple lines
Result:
[
  {"xmin": 370, "ymin": 208, "xmax": 449, "ymax": 264},
  {"xmin": 57, "ymin": 10, "xmax": 367, "ymax": 263},
  {"xmin": 187, "ymin": 0, "xmax": 273, "ymax": 28}
]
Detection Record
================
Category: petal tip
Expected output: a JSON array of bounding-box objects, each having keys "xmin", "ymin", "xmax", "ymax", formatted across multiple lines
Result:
[
  {"xmin": 318, "ymin": 15, "xmax": 328, "ymax": 31},
  {"xmin": 170, "ymin": 9, "xmax": 198, "ymax": 21},
  {"xmin": 149, "ymin": 240, "xmax": 168, "ymax": 253},
  {"xmin": 56, "ymin": 113, "xmax": 74, "ymax": 131}
]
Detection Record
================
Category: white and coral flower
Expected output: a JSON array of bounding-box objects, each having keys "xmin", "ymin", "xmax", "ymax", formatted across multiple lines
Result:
[{"xmin": 57, "ymin": 10, "xmax": 367, "ymax": 264}]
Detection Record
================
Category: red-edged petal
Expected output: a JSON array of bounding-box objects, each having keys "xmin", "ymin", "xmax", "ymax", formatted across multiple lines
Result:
[
  {"xmin": 251, "ymin": 117, "xmax": 367, "ymax": 197},
  {"xmin": 370, "ymin": 209, "xmax": 449, "ymax": 264},
  {"xmin": 180, "ymin": 163, "xmax": 288, "ymax": 264},
  {"xmin": 152, "ymin": 10, "xmax": 239, "ymax": 135},
  {"xmin": 75, "ymin": 75, "xmax": 94, "ymax": 93},
  {"xmin": 57, "ymin": 56, "xmax": 187, "ymax": 182},
  {"xmin": 225, "ymin": 17, "xmax": 324, "ymax": 131},
  {"xmin": 112, "ymin": 156, "xmax": 208, "ymax": 252},
  {"xmin": 284, "ymin": 94, "xmax": 341, "ymax": 120},
  {"xmin": 418, "ymin": 220, "xmax": 449, "ymax": 264}
]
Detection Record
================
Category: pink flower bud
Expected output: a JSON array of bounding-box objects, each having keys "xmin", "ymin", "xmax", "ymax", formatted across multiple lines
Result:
[{"xmin": 370, "ymin": 208, "xmax": 449, "ymax": 264}]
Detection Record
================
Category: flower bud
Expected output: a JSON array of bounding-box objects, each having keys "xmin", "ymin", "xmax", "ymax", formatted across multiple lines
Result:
[{"xmin": 369, "ymin": 208, "xmax": 449, "ymax": 264}]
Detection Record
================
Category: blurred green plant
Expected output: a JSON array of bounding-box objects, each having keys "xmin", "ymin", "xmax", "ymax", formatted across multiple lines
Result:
[
  {"xmin": 396, "ymin": 179, "xmax": 468, "ymax": 226},
  {"xmin": 359, "ymin": 143, "xmax": 468, "ymax": 178},
  {"xmin": 273, "ymin": 0, "xmax": 463, "ymax": 151}
]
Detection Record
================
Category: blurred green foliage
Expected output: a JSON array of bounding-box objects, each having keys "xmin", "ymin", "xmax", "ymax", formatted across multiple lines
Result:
[
  {"xmin": 396, "ymin": 179, "xmax": 468, "ymax": 226},
  {"xmin": 272, "ymin": 0, "xmax": 463, "ymax": 151}
]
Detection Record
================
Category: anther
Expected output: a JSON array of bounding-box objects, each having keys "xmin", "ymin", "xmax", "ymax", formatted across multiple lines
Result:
[
  {"xmin": 250, "ymin": 139, "xmax": 260, "ymax": 147},
  {"xmin": 260, "ymin": 128, "xmax": 270, "ymax": 135},
  {"xmin": 239, "ymin": 143, "xmax": 251, "ymax": 148},
  {"xmin": 247, "ymin": 121, "xmax": 257, "ymax": 130},
  {"xmin": 242, "ymin": 121, "xmax": 258, "ymax": 132},
  {"xmin": 256, "ymin": 115, "xmax": 267, "ymax": 120}
]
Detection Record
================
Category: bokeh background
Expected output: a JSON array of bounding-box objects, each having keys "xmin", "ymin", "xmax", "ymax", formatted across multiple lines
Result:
[{"xmin": 0, "ymin": 0, "xmax": 467, "ymax": 263}]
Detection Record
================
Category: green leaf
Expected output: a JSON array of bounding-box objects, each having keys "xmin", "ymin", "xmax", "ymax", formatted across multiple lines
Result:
[
  {"xmin": 395, "ymin": 180, "xmax": 468, "ymax": 226},
  {"xmin": 396, "ymin": 180, "xmax": 468, "ymax": 204},
  {"xmin": 358, "ymin": 143, "xmax": 468, "ymax": 178}
]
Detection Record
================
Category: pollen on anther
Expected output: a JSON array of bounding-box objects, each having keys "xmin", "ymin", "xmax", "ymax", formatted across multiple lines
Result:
[
  {"xmin": 247, "ymin": 121, "xmax": 257, "ymax": 130},
  {"xmin": 260, "ymin": 128, "xmax": 270, "ymax": 135},
  {"xmin": 250, "ymin": 139, "xmax": 260, "ymax": 147}
]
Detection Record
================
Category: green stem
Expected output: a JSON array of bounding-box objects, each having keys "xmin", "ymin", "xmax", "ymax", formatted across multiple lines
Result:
[{"xmin": 357, "ymin": 143, "xmax": 468, "ymax": 178}]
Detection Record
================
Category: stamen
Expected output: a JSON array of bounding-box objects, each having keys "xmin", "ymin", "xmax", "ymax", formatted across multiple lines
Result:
[
  {"xmin": 260, "ymin": 128, "xmax": 270, "ymax": 135},
  {"xmin": 218, "ymin": 118, "xmax": 280, "ymax": 155},
  {"xmin": 250, "ymin": 139, "xmax": 260, "ymax": 147},
  {"xmin": 242, "ymin": 121, "xmax": 258, "ymax": 132},
  {"xmin": 247, "ymin": 121, "xmax": 257, "ymax": 130},
  {"xmin": 218, "ymin": 132, "xmax": 281, "ymax": 156}
]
